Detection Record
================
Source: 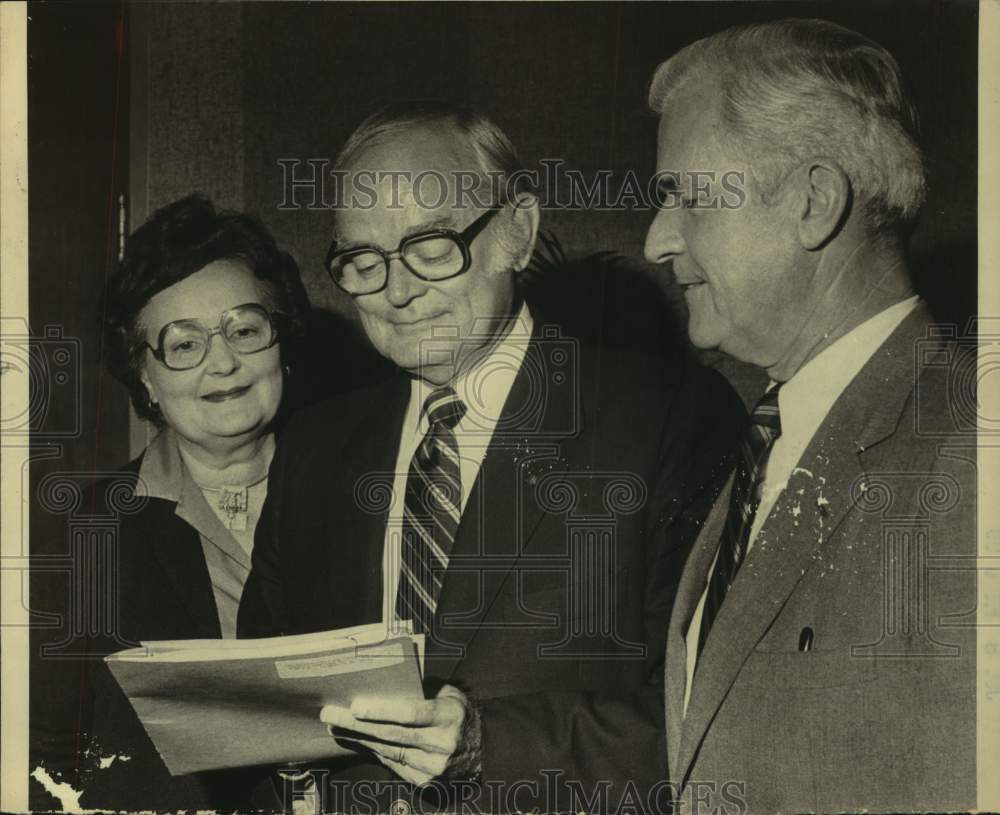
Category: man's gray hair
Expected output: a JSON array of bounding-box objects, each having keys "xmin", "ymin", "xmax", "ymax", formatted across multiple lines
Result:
[
  {"xmin": 334, "ymin": 99, "xmax": 528, "ymax": 201},
  {"xmin": 649, "ymin": 18, "xmax": 926, "ymax": 232}
]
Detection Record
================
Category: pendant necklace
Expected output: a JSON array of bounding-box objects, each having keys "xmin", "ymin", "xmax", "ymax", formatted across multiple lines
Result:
[{"xmin": 199, "ymin": 474, "xmax": 268, "ymax": 531}]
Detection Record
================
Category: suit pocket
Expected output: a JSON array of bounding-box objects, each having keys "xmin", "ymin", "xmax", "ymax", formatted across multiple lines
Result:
[{"xmin": 740, "ymin": 646, "xmax": 878, "ymax": 689}]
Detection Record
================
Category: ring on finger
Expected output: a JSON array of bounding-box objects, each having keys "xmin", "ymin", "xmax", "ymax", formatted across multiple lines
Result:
[{"xmin": 397, "ymin": 745, "xmax": 407, "ymax": 766}]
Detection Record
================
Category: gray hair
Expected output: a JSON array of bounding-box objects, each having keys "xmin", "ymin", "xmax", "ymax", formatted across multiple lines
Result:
[
  {"xmin": 648, "ymin": 18, "xmax": 926, "ymax": 232},
  {"xmin": 332, "ymin": 101, "xmax": 533, "ymax": 261},
  {"xmin": 334, "ymin": 99, "xmax": 528, "ymax": 202}
]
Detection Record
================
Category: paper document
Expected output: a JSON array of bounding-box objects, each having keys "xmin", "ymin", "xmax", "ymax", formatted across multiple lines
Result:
[{"xmin": 105, "ymin": 623, "xmax": 425, "ymax": 775}]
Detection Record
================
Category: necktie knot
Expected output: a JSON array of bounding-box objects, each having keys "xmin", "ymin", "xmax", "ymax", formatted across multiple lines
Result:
[{"xmin": 423, "ymin": 387, "xmax": 466, "ymax": 431}]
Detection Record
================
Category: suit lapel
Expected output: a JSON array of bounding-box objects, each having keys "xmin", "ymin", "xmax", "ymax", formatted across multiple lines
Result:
[
  {"xmin": 433, "ymin": 332, "xmax": 578, "ymax": 680},
  {"xmin": 146, "ymin": 502, "xmax": 222, "ymax": 637},
  {"xmin": 675, "ymin": 424, "xmax": 863, "ymax": 780},
  {"xmin": 330, "ymin": 373, "xmax": 411, "ymax": 627},
  {"xmin": 850, "ymin": 304, "xmax": 935, "ymax": 454},
  {"xmin": 674, "ymin": 304, "xmax": 933, "ymax": 784},
  {"xmin": 130, "ymin": 434, "xmax": 221, "ymax": 637},
  {"xmin": 665, "ymin": 472, "xmax": 733, "ymax": 781}
]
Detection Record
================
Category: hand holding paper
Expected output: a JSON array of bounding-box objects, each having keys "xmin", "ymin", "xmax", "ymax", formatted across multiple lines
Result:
[
  {"xmin": 104, "ymin": 624, "xmax": 425, "ymax": 775},
  {"xmin": 321, "ymin": 684, "xmax": 481, "ymax": 786}
]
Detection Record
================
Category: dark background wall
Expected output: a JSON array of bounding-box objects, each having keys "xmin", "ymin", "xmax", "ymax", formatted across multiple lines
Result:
[
  {"xmin": 132, "ymin": 0, "xmax": 978, "ymax": 412},
  {"xmin": 28, "ymin": 5, "xmax": 130, "ymax": 804},
  {"xmin": 28, "ymin": 1, "xmax": 130, "ymax": 472}
]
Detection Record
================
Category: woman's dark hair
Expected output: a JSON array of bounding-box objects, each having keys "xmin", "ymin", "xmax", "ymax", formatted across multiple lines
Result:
[{"xmin": 101, "ymin": 194, "xmax": 310, "ymax": 426}]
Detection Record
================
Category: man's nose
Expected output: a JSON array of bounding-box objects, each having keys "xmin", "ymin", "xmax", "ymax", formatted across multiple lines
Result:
[
  {"xmin": 203, "ymin": 333, "xmax": 240, "ymax": 375},
  {"xmin": 383, "ymin": 256, "xmax": 425, "ymax": 307},
  {"xmin": 643, "ymin": 208, "xmax": 686, "ymax": 265}
]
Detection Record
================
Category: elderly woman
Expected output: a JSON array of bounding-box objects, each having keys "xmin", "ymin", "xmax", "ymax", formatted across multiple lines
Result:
[
  {"xmin": 100, "ymin": 193, "xmax": 308, "ymax": 640},
  {"xmin": 33, "ymin": 194, "xmax": 309, "ymax": 812}
]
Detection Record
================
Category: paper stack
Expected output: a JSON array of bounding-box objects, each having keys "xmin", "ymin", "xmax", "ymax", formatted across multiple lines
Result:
[{"xmin": 105, "ymin": 622, "xmax": 424, "ymax": 775}]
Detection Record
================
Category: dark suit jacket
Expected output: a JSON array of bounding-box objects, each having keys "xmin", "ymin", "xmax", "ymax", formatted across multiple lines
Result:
[
  {"xmin": 665, "ymin": 304, "xmax": 977, "ymax": 814},
  {"xmin": 30, "ymin": 459, "xmax": 262, "ymax": 813},
  {"xmin": 239, "ymin": 321, "xmax": 747, "ymax": 812}
]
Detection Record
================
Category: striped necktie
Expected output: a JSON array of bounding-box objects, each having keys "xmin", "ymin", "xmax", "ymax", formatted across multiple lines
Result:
[
  {"xmin": 697, "ymin": 386, "xmax": 782, "ymax": 656},
  {"xmin": 395, "ymin": 387, "xmax": 467, "ymax": 635}
]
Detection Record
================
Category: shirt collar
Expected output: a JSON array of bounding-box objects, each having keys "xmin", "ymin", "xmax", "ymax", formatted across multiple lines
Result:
[
  {"xmin": 135, "ymin": 427, "xmax": 185, "ymax": 502},
  {"xmin": 411, "ymin": 302, "xmax": 534, "ymax": 435},
  {"xmin": 776, "ymin": 295, "xmax": 921, "ymax": 444},
  {"xmin": 134, "ymin": 426, "xmax": 255, "ymax": 570}
]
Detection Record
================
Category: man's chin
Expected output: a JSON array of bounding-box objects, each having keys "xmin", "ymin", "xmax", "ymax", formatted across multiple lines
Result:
[
  {"xmin": 686, "ymin": 322, "xmax": 721, "ymax": 352},
  {"xmin": 416, "ymin": 368, "xmax": 455, "ymax": 386},
  {"xmin": 401, "ymin": 359, "xmax": 454, "ymax": 386},
  {"xmin": 379, "ymin": 337, "xmax": 459, "ymax": 379}
]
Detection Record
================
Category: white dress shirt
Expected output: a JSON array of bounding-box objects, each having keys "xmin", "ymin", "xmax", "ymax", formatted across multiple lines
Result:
[
  {"xmin": 682, "ymin": 295, "xmax": 920, "ymax": 714},
  {"xmin": 381, "ymin": 303, "xmax": 534, "ymax": 623}
]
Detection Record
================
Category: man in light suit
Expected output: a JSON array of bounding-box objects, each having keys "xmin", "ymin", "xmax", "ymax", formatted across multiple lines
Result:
[
  {"xmin": 644, "ymin": 19, "xmax": 977, "ymax": 814},
  {"xmin": 240, "ymin": 101, "xmax": 745, "ymax": 812}
]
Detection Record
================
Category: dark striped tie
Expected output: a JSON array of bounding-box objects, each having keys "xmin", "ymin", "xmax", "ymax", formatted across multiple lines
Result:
[
  {"xmin": 395, "ymin": 387, "xmax": 467, "ymax": 635},
  {"xmin": 697, "ymin": 386, "xmax": 782, "ymax": 656}
]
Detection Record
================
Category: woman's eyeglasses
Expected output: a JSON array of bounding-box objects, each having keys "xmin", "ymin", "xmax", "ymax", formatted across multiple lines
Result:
[{"xmin": 145, "ymin": 303, "xmax": 281, "ymax": 371}]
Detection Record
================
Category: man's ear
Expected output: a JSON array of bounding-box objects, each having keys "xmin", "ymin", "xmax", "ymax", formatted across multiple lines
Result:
[
  {"xmin": 791, "ymin": 158, "xmax": 851, "ymax": 250},
  {"xmin": 508, "ymin": 192, "xmax": 541, "ymax": 271}
]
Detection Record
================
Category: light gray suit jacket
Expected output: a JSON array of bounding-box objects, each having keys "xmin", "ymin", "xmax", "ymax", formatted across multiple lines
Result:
[{"xmin": 666, "ymin": 304, "xmax": 976, "ymax": 814}]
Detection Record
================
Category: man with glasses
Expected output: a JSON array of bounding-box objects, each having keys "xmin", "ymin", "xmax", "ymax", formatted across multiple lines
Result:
[{"xmin": 239, "ymin": 101, "xmax": 745, "ymax": 812}]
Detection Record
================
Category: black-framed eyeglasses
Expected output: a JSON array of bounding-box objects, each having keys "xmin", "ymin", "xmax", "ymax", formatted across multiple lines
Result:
[
  {"xmin": 144, "ymin": 303, "xmax": 282, "ymax": 371},
  {"xmin": 325, "ymin": 204, "xmax": 503, "ymax": 296}
]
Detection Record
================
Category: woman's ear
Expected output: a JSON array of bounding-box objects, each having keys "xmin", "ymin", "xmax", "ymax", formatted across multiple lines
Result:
[
  {"xmin": 508, "ymin": 192, "xmax": 541, "ymax": 271},
  {"xmin": 140, "ymin": 368, "xmax": 159, "ymax": 406}
]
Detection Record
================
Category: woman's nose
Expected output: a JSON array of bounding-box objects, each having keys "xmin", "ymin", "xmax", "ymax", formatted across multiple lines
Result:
[{"xmin": 202, "ymin": 332, "xmax": 240, "ymax": 375}]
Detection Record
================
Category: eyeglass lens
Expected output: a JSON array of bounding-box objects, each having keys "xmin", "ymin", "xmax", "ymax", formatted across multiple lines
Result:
[
  {"xmin": 160, "ymin": 305, "xmax": 274, "ymax": 369},
  {"xmin": 334, "ymin": 233, "xmax": 465, "ymax": 292}
]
